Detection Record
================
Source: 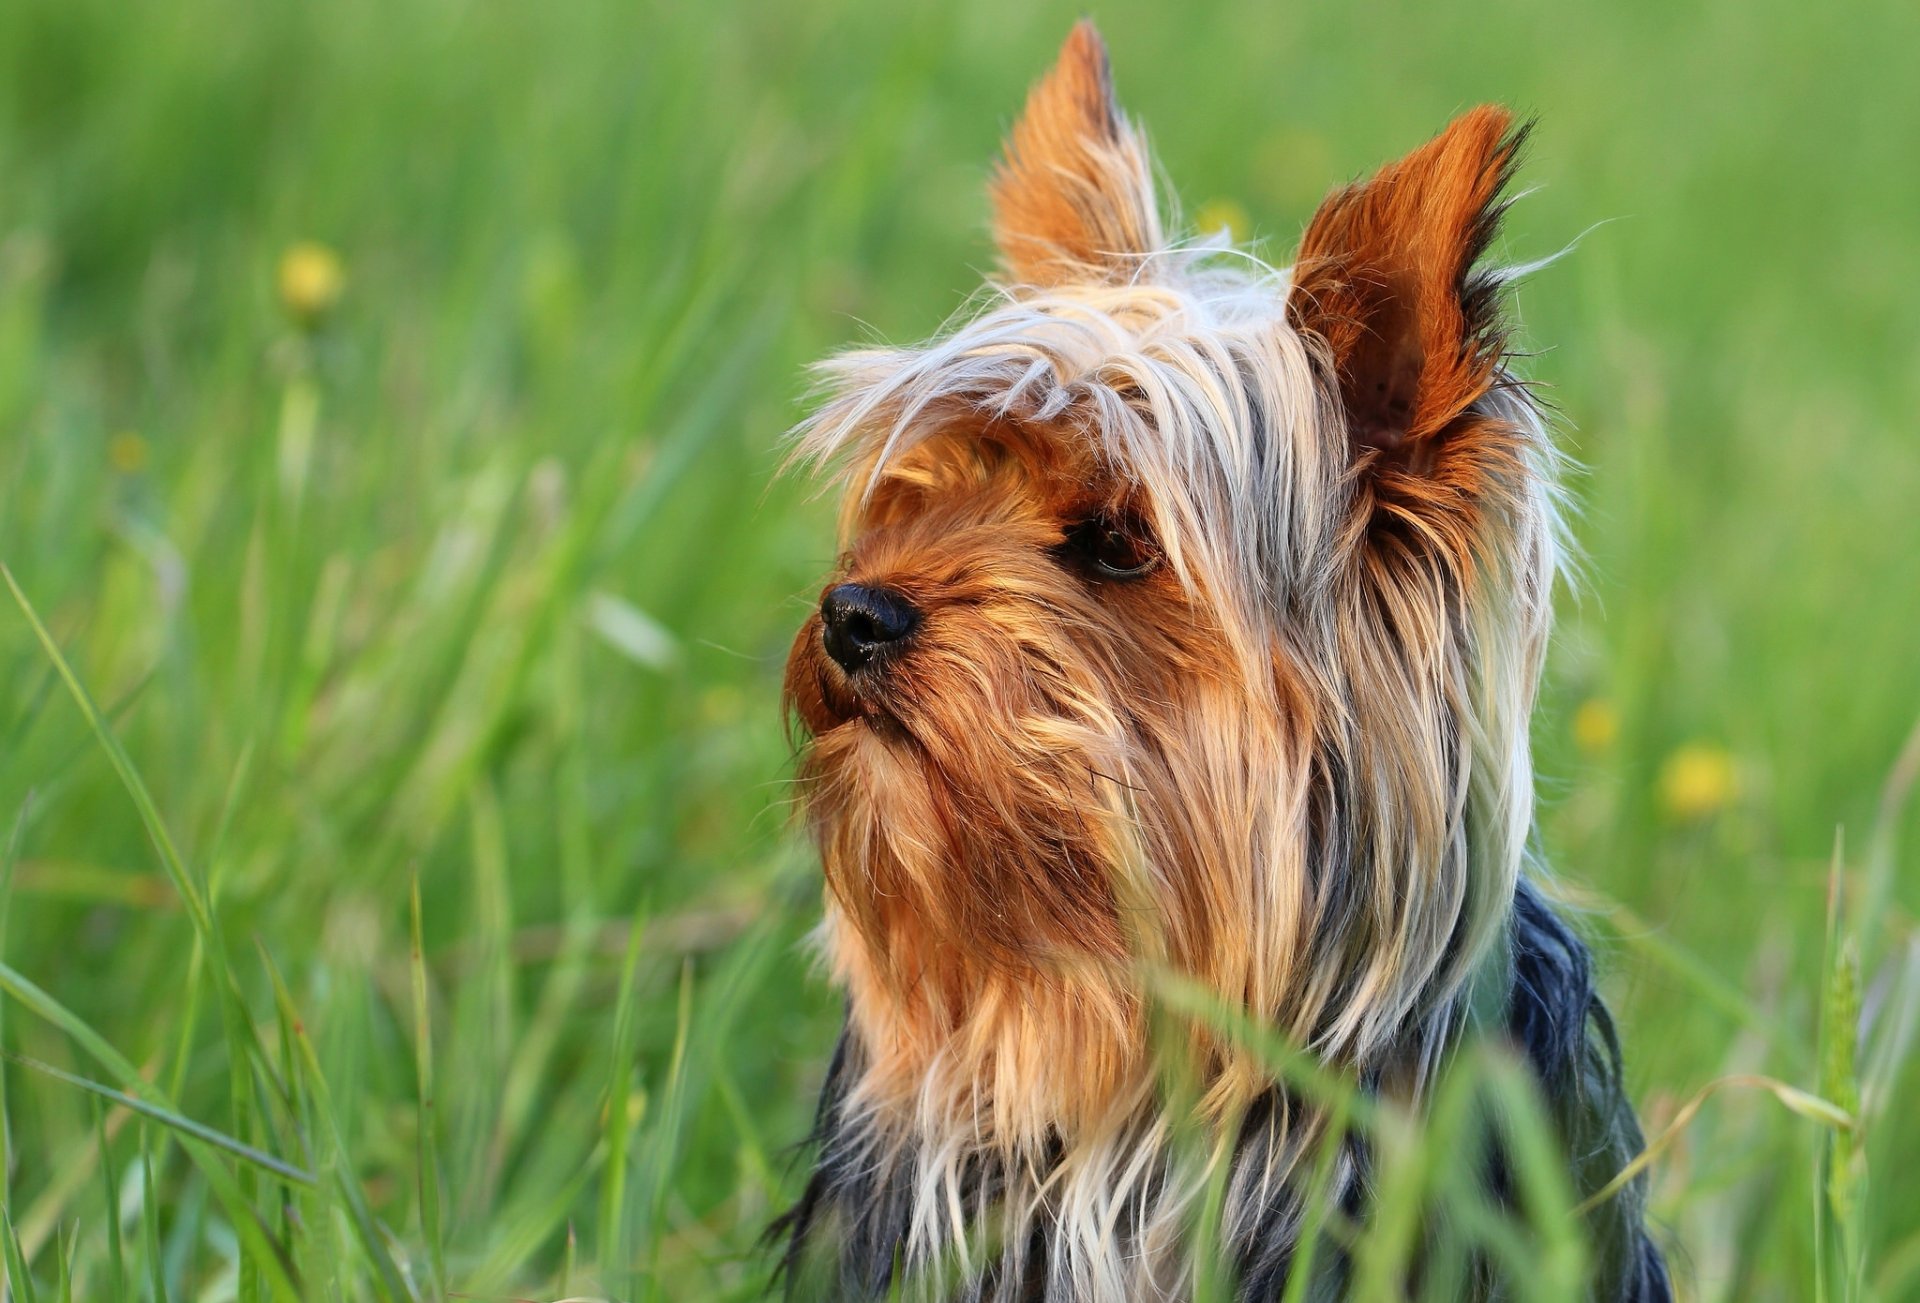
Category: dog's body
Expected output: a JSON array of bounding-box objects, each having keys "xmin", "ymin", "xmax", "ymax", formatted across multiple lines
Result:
[{"xmin": 776, "ymin": 23, "xmax": 1669, "ymax": 1300}]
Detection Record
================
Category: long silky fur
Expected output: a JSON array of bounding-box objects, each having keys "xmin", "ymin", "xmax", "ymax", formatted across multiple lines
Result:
[{"xmin": 773, "ymin": 23, "xmax": 1669, "ymax": 1301}]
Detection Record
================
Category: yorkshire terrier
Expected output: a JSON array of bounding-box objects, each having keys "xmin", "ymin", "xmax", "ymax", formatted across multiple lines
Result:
[{"xmin": 776, "ymin": 22, "xmax": 1669, "ymax": 1301}]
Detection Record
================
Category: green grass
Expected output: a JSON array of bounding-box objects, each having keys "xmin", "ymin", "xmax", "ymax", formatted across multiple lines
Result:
[{"xmin": 0, "ymin": 0, "xmax": 1916, "ymax": 1297}]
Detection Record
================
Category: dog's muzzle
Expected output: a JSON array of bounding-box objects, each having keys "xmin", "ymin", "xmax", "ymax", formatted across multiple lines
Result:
[{"xmin": 819, "ymin": 583, "xmax": 919, "ymax": 673}]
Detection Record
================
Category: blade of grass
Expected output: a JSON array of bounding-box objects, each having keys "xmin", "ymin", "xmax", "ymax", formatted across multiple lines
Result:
[
  {"xmin": 18, "ymin": 1106, "xmax": 130, "ymax": 1262},
  {"xmin": 255, "ymin": 942, "xmax": 413, "ymax": 1303},
  {"xmin": 0, "ymin": 795, "xmax": 26, "ymax": 1260},
  {"xmin": 1863, "ymin": 936, "xmax": 1920, "ymax": 1115},
  {"xmin": 409, "ymin": 874, "xmax": 447, "ymax": 1300},
  {"xmin": 95, "ymin": 1097, "xmax": 125, "ymax": 1299},
  {"xmin": 1558, "ymin": 882, "xmax": 1798, "ymax": 1050},
  {"xmin": 490, "ymin": 626, "xmax": 597, "ymax": 1177},
  {"xmin": 4, "ymin": 1052, "xmax": 312, "ymax": 1186},
  {"xmin": 3, "ymin": 667, "xmax": 155, "ymax": 801},
  {"xmin": 164, "ymin": 935, "xmax": 206, "ymax": 1106},
  {"xmin": 1815, "ymin": 830, "xmax": 1841, "ymax": 1303},
  {"xmin": 1874, "ymin": 1228, "xmax": 1920, "ymax": 1301},
  {"xmin": 1475, "ymin": 1050, "xmax": 1588, "ymax": 1300},
  {"xmin": 1818, "ymin": 830, "xmax": 1865, "ymax": 1303},
  {"xmin": 450, "ymin": 779, "xmax": 514, "ymax": 1221},
  {"xmin": 1576, "ymin": 1073, "xmax": 1853, "ymax": 1216},
  {"xmin": 0, "ymin": 657, "xmax": 56, "ymax": 778},
  {"xmin": 639, "ymin": 958, "xmax": 695, "ymax": 1303},
  {"xmin": 1351, "ymin": 1066, "xmax": 1466, "ymax": 1299},
  {"xmin": 1188, "ymin": 1111, "xmax": 1240, "ymax": 1303},
  {"xmin": 0, "ymin": 959, "xmax": 303, "ymax": 1295},
  {"xmin": 54, "ymin": 1224, "xmax": 72, "ymax": 1303},
  {"xmin": 374, "ymin": 473, "xmax": 530, "ymax": 854},
  {"xmin": 181, "ymin": 740, "xmax": 256, "ymax": 1112},
  {"xmin": 141, "ymin": 1127, "xmax": 167, "ymax": 1303},
  {"xmin": 1144, "ymin": 967, "xmax": 1379, "ymax": 1127},
  {"xmin": 711, "ymin": 1063, "xmax": 778, "ymax": 1203},
  {"xmin": 490, "ymin": 909, "xmax": 596, "ymax": 1176},
  {"xmin": 1862, "ymin": 709, "xmax": 1920, "ymax": 950},
  {"xmin": 597, "ymin": 907, "xmax": 649, "ymax": 1295},
  {"xmin": 633, "ymin": 913, "xmax": 787, "ymax": 1298},
  {"xmin": 1, "ymin": 567, "xmax": 217, "ymax": 956},
  {"xmin": 3, "ymin": 1201, "xmax": 38, "ymax": 1303},
  {"xmin": 464, "ymin": 1129, "xmax": 603, "ymax": 1290},
  {"xmin": 1, "ymin": 565, "xmax": 292, "ymax": 1205},
  {"xmin": 1281, "ymin": 1096, "xmax": 1354, "ymax": 1303},
  {"xmin": 280, "ymin": 1003, "xmax": 340, "ymax": 1303}
]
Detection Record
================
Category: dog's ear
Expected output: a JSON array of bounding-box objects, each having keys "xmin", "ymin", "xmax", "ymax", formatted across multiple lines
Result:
[
  {"xmin": 990, "ymin": 21, "xmax": 1164, "ymax": 287},
  {"xmin": 1288, "ymin": 107, "xmax": 1527, "ymax": 457}
]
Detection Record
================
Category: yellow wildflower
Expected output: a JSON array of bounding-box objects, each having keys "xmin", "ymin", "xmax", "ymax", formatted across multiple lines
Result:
[
  {"xmin": 1660, "ymin": 743, "xmax": 1737, "ymax": 820},
  {"xmin": 277, "ymin": 241, "xmax": 345, "ymax": 323},
  {"xmin": 1572, "ymin": 698, "xmax": 1619, "ymax": 754},
  {"xmin": 1192, "ymin": 197, "xmax": 1251, "ymax": 245},
  {"xmin": 108, "ymin": 430, "xmax": 148, "ymax": 475}
]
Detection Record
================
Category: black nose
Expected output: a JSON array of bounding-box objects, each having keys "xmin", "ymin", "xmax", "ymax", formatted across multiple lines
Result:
[{"xmin": 820, "ymin": 583, "xmax": 919, "ymax": 672}]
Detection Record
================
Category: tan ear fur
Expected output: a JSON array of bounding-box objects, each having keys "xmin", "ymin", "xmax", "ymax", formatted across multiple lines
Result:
[
  {"xmin": 1289, "ymin": 107, "xmax": 1527, "ymax": 454},
  {"xmin": 989, "ymin": 21, "xmax": 1164, "ymax": 286}
]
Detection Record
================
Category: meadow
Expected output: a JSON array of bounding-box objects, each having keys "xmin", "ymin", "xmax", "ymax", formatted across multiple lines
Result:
[{"xmin": 0, "ymin": 0, "xmax": 1917, "ymax": 1298}]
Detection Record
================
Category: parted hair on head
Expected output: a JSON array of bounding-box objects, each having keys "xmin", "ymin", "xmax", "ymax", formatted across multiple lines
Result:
[{"xmin": 777, "ymin": 20, "xmax": 1666, "ymax": 1302}]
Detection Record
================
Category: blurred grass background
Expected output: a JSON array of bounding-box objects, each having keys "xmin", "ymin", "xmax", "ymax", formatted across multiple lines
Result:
[{"xmin": 0, "ymin": 0, "xmax": 1916, "ymax": 1298}]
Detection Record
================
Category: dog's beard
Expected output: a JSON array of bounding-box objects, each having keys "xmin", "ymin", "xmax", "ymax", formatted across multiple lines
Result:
[{"xmin": 786, "ymin": 570, "xmax": 1167, "ymax": 1140}]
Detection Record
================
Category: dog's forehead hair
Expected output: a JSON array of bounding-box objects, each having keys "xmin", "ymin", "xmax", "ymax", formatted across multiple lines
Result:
[
  {"xmin": 797, "ymin": 270, "xmax": 1346, "ymax": 625},
  {"xmin": 854, "ymin": 414, "xmax": 1148, "ymax": 527}
]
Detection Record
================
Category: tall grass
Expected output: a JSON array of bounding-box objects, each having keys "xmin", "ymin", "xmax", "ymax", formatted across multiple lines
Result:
[{"xmin": 0, "ymin": 0, "xmax": 1916, "ymax": 1297}]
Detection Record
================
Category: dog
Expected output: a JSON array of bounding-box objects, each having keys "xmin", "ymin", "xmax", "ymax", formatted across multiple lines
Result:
[{"xmin": 774, "ymin": 21, "xmax": 1669, "ymax": 1301}]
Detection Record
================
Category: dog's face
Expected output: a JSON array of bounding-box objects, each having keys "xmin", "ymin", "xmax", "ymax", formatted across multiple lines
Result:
[
  {"xmin": 784, "ymin": 23, "xmax": 1558, "ymax": 1142},
  {"xmin": 785, "ymin": 409, "xmax": 1233, "ymax": 954}
]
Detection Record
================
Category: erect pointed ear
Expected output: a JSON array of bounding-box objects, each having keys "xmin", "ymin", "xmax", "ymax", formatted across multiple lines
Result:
[
  {"xmin": 989, "ymin": 21, "xmax": 1164, "ymax": 287},
  {"xmin": 1288, "ymin": 107, "xmax": 1528, "ymax": 457}
]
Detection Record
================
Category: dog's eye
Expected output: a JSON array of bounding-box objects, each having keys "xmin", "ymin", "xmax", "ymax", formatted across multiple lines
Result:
[{"xmin": 1062, "ymin": 512, "xmax": 1160, "ymax": 580}]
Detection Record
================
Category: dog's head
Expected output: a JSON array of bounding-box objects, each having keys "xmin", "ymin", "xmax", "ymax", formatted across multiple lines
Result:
[{"xmin": 784, "ymin": 22, "xmax": 1559, "ymax": 1142}]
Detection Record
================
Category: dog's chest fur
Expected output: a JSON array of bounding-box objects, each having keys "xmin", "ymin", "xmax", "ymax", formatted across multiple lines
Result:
[{"xmin": 778, "ymin": 883, "xmax": 1668, "ymax": 1301}]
